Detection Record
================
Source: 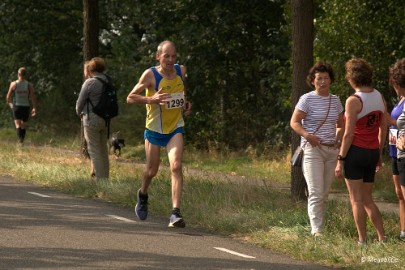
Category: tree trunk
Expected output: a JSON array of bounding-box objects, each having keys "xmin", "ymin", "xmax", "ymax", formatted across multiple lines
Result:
[
  {"xmin": 290, "ymin": 0, "xmax": 314, "ymax": 201},
  {"xmin": 83, "ymin": 0, "xmax": 99, "ymax": 61},
  {"xmin": 81, "ymin": 0, "xmax": 99, "ymax": 158}
]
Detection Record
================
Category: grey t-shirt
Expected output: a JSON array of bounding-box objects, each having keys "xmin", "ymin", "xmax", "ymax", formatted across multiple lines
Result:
[
  {"xmin": 75, "ymin": 73, "xmax": 107, "ymax": 116},
  {"xmin": 14, "ymin": 80, "xmax": 31, "ymax": 107}
]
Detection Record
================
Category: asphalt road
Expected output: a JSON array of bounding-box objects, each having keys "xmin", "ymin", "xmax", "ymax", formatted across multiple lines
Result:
[{"xmin": 0, "ymin": 175, "xmax": 335, "ymax": 270}]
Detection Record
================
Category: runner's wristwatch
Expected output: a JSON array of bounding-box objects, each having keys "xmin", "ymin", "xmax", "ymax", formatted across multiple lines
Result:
[{"xmin": 337, "ymin": 155, "xmax": 346, "ymax": 161}]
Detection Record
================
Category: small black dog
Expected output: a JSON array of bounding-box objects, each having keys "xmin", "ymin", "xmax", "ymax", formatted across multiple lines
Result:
[{"xmin": 109, "ymin": 132, "xmax": 125, "ymax": 157}]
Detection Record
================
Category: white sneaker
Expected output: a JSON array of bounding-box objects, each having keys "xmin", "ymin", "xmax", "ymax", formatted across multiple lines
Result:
[
  {"xmin": 312, "ymin": 232, "xmax": 323, "ymax": 238},
  {"xmin": 358, "ymin": 240, "xmax": 367, "ymax": 247}
]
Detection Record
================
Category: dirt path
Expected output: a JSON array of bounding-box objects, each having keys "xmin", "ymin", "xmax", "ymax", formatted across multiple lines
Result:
[
  {"xmin": 328, "ymin": 192, "xmax": 398, "ymax": 215},
  {"xmin": 183, "ymin": 165, "xmax": 400, "ymax": 215}
]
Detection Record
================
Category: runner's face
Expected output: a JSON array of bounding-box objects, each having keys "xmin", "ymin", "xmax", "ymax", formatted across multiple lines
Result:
[
  {"xmin": 158, "ymin": 44, "xmax": 177, "ymax": 70},
  {"xmin": 392, "ymin": 83, "xmax": 405, "ymax": 97}
]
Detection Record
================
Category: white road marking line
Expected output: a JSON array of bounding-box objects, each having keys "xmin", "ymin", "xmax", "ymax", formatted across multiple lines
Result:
[
  {"xmin": 106, "ymin": 215, "xmax": 136, "ymax": 223},
  {"xmin": 214, "ymin": 247, "xmax": 256, "ymax": 259},
  {"xmin": 28, "ymin": 192, "xmax": 51, "ymax": 198}
]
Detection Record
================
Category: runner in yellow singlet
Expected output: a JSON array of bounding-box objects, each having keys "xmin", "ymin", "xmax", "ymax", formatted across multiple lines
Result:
[
  {"xmin": 126, "ymin": 40, "xmax": 191, "ymax": 228},
  {"xmin": 145, "ymin": 63, "xmax": 185, "ymax": 134}
]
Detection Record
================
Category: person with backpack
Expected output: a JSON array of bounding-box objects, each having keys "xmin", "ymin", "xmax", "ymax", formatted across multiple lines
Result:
[
  {"xmin": 126, "ymin": 40, "xmax": 192, "ymax": 228},
  {"xmin": 6, "ymin": 67, "xmax": 37, "ymax": 145},
  {"xmin": 83, "ymin": 60, "xmax": 95, "ymax": 178},
  {"xmin": 76, "ymin": 57, "xmax": 113, "ymax": 180}
]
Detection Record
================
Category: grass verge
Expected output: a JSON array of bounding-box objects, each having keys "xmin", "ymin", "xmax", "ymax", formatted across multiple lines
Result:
[{"xmin": 0, "ymin": 130, "xmax": 403, "ymax": 270}]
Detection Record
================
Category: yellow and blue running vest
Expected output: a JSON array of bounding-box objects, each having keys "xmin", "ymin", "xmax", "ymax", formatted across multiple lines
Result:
[{"xmin": 145, "ymin": 64, "xmax": 185, "ymax": 134}]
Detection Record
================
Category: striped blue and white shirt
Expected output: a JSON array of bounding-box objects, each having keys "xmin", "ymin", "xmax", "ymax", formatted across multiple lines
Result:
[{"xmin": 296, "ymin": 91, "xmax": 344, "ymax": 146}]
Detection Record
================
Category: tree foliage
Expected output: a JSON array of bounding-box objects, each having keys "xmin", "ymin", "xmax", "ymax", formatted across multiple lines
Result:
[
  {"xmin": 0, "ymin": 0, "xmax": 403, "ymax": 151},
  {"xmin": 314, "ymin": 0, "xmax": 405, "ymax": 108},
  {"xmin": 0, "ymin": 0, "xmax": 83, "ymax": 130},
  {"xmin": 100, "ymin": 0, "xmax": 291, "ymax": 149}
]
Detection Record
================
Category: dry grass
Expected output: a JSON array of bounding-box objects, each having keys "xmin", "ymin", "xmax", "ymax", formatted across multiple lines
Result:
[{"xmin": 0, "ymin": 134, "xmax": 403, "ymax": 270}]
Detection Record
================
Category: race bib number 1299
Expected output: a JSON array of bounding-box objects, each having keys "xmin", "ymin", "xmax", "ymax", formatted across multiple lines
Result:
[{"xmin": 165, "ymin": 92, "xmax": 184, "ymax": 110}]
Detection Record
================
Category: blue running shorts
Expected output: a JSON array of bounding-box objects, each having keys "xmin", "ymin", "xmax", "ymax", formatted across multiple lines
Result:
[{"xmin": 144, "ymin": 127, "xmax": 184, "ymax": 147}]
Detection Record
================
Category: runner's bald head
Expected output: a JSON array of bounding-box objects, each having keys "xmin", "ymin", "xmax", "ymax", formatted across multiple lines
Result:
[{"xmin": 157, "ymin": 40, "xmax": 175, "ymax": 55}]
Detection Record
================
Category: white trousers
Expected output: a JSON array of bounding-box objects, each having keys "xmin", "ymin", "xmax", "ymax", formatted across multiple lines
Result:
[{"xmin": 302, "ymin": 144, "xmax": 338, "ymax": 234}]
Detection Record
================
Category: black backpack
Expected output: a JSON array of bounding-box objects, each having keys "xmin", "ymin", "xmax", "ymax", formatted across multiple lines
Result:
[{"xmin": 87, "ymin": 75, "xmax": 119, "ymax": 137}]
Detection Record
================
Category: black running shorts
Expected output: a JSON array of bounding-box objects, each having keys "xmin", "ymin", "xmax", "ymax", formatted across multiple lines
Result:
[
  {"xmin": 13, "ymin": 106, "xmax": 30, "ymax": 122},
  {"xmin": 344, "ymin": 145, "xmax": 379, "ymax": 183}
]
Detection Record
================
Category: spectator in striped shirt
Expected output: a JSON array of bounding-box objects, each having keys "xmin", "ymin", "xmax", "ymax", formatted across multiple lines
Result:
[{"xmin": 291, "ymin": 61, "xmax": 344, "ymax": 237}]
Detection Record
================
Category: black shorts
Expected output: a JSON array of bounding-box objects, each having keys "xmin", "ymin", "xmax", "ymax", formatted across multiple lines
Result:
[
  {"xmin": 13, "ymin": 106, "xmax": 30, "ymax": 122},
  {"xmin": 344, "ymin": 145, "xmax": 379, "ymax": 183},
  {"xmin": 392, "ymin": 156, "xmax": 399, "ymax": 176},
  {"xmin": 396, "ymin": 157, "xmax": 405, "ymax": 186}
]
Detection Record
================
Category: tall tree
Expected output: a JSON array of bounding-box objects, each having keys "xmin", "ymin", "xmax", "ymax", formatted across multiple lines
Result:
[
  {"xmin": 82, "ymin": 0, "xmax": 99, "ymax": 157},
  {"xmin": 290, "ymin": 0, "xmax": 314, "ymax": 201},
  {"xmin": 83, "ymin": 0, "xmax": 99, "ymax": 61}
]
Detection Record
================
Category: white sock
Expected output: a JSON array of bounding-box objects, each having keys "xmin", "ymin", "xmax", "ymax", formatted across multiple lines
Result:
[{"xmin": 400, "ymin": 231, "xmax": 405, "ymax": 237}]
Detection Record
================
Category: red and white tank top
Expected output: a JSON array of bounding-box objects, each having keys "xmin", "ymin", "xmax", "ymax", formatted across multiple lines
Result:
[{"xmin": 349, "ymin": 89, "xmax": 384, "ymax": 149}]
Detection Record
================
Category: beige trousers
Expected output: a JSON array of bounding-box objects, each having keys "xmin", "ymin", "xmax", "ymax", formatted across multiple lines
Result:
[{"xmin": 83, "ymin": 112, "xmax": 109, "ymax": 179}]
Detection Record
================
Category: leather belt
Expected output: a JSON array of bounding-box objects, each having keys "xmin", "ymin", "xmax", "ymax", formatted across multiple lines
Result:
[{"xmin": 320, "ymin": 143, "xmax": 335, "ymax": 147}]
